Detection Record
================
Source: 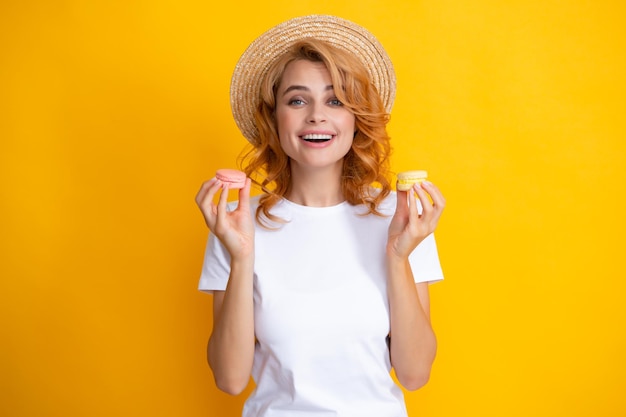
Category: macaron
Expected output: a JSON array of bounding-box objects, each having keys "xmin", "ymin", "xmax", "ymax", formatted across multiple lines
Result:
[
  {"xmin": 396, "ymin": 170, "xmax": 428, "ymax": 191},
  {"xmin": 215, "ymin": 168, "xmax": 247, "ymax": 189}
]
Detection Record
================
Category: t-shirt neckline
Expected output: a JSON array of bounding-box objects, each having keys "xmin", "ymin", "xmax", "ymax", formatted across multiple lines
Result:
[{"xmin": 279, "ymin": 198, "xmax": 350, "ymax": 214}]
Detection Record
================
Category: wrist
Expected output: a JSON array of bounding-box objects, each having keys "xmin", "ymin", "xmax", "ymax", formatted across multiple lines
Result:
[
  {"xmin": 386, "ymin": 249, "xmax": 410, "ymax": 269},
  {"xmin": 230, "ymin": 251, "xmax": 255, "ymax": 270},
  {"xmin": 386, "ymin": 244, "xmax": 409, "ymax": 262}
]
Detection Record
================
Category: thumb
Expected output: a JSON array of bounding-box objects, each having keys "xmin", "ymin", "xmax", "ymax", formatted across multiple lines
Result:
[
  {"xmin": 237, "ymin": 177, "xmax": 252, "ymax": 209},
  {"xmin": 395, "ymin": 189, "xmax": 409, "ymax": 218}
]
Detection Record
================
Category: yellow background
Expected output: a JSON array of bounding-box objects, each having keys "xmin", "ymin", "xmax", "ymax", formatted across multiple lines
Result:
[{"xmin": 1, "ymin": 0, "xmax": 625, "ymax": 416}]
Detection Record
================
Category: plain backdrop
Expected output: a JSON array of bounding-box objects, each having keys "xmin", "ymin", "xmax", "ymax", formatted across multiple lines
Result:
[{"xmin": 1, "ymin": 1, "xmax": 625, "ymax": 416}]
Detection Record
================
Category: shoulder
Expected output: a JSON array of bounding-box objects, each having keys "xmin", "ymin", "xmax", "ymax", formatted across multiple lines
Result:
[
  {"xmin": 227, "ymin": 194, "xmax": 262, "ymax": 211},
  {"xmin": 229, "ymin": 194, "xmax": 289, "ymax": 228},
  {"xmin": 373, "ymin": 189, "xmax": 398, "ymax": 216},
  {"xmin": 346, "ymin": 189, "xmax": 397, "ymax": 218}
]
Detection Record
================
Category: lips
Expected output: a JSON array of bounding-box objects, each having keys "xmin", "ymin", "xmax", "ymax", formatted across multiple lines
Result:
[{"xmin": 300, "ymin": 133, "xmax": 333, "ymax": 143}]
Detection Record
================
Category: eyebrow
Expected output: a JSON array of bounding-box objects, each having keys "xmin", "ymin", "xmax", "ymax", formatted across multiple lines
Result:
[{"xmin": 281, "ymin": 84, "xmax": 334, "ymax": 96}]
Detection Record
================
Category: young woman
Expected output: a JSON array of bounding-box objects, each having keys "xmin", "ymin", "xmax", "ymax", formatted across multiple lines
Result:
[{"xmin": 195, "ymin": 15, "xmax": 445, "ymax": 417}]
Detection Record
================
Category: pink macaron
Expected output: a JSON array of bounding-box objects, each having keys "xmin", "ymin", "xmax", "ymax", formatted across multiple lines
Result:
[{"xmin": 215, "ymin": 168, "xmax": 247, "ymax": 189}]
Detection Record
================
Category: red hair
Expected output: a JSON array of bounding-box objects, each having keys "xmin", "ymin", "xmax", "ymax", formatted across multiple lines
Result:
[{"xmin": 239, "ymin": 39, "xmax": 393, "ymax": 226}]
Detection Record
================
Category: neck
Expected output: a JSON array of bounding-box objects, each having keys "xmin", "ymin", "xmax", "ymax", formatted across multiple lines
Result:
[{"xmin": 286, "ymin": 163, "xmax": 344, "ymax": 207}]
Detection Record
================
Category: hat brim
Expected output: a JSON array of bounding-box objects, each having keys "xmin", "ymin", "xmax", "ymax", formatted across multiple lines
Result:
[{"xmin": 230, "ymin": 15, "xmax": 396, "ymax": 143}]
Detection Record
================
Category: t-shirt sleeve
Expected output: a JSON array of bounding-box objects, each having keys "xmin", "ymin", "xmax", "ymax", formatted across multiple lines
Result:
[
  {"xmin": 408, "ymin": 232, "xmax": 444, "ymax": 284},
  {"xmin": 198, "ymin": 232, "xmax": 231, "ymax": 294}
]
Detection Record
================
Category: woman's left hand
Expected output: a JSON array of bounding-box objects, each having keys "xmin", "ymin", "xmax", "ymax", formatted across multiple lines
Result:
[{"xmin": 387, "ymin": 181, "xmax": 445, "ymax": 259}]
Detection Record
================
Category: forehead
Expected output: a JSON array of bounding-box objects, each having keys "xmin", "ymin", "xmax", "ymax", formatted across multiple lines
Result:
[{"xmin": 278, "ymin": 60, "xmax": 332, "ymax": 89}]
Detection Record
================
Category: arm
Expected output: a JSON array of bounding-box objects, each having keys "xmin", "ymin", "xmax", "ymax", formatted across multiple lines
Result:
[
  {"xmin": 386, "ymin": 259, "xmax": 436, "ymax": 390},
  {"xmin": 196, "ymin": 178, "xmax": 255, "ymax": 395},
  {"xmin": 386, "ymin": 181, "xmax": 445, "ymax": 390}
]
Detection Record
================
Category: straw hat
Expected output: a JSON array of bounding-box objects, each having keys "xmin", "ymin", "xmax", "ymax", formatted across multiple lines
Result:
[{"xmin": 230, "ymin": 14, "xmax": 397, "ymax": 143}]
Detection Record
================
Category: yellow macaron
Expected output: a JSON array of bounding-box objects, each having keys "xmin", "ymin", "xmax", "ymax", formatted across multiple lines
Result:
[{"xmin": 396, "ymin": 170, "xmax": 428, "ymax": 191}]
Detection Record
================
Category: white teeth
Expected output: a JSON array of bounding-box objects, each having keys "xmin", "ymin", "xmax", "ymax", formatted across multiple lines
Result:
[{"xmin": 301, "ymin": 134, "xmax": 332, "ymax": 140}]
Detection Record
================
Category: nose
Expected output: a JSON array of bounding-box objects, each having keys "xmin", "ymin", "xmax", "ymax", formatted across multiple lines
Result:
[{"xmin": 307, "ymin": 102, "xmax": 327, "ymax": 124}]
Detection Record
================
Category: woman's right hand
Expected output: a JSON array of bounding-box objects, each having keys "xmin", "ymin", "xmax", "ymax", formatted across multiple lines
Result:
[
  {"xmin": 197, "ymin": 176, "xmax": 256, "ymax": 395},
  {"xmin": 195, "ymin": 177, "xmax": 255, "ymax": 259}
]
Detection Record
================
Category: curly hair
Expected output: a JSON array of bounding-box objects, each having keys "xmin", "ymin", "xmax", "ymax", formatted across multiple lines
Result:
[{"xmin": 238, "ymin": 39, "xmax": 393, "ymax": 226}]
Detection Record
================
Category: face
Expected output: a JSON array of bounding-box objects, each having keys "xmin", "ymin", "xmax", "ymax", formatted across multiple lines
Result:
[{"xmin": 275, "ymin": 59, "xmax": 356, "ymax": 172}]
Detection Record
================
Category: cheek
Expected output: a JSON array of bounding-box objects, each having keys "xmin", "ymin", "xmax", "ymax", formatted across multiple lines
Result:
[
  {"xmin": 340, "ymin": 115, "xmax": 356, "ymax": 150},
  {"xmin": 275, "ymin": 109, "xmax": 291, "ymax": 138},
  {"xmin": 343, "ymin": 113, "xmax": 356, "ymax": 134},
  {"xmin": 275, "ymin": 112, "xmax": 295, "ymax": 154}
]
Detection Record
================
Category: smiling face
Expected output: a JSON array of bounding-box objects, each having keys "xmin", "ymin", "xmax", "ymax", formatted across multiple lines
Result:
[{"xmin": 275, "ymin": 59, "xmax": 356, "ymax": 173}]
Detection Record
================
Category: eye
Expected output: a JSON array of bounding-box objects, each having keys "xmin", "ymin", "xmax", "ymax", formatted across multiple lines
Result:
[
  {"xmin": 328, "ymin": 97, "xmax": 343, "ymax": 106},
  {"xmin": 288, "ymin": 98, "xmax": 306, "ymax": 106}
]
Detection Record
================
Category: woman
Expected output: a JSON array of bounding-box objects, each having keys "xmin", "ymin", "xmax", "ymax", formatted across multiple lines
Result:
[{"xmin": 196, "ymin": 15, "xmax": 445, "ymax": 417}]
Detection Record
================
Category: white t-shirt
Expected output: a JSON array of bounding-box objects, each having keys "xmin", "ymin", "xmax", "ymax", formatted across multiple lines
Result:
[{"xmin": 199, "ymin": 193, "xmax": 443, "ymax": 417}]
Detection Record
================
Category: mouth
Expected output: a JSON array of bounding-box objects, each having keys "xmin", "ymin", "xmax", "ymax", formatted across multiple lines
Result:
[{"xmin": 301, "ymin": 133, "xmax": 333, "ymax": 143}]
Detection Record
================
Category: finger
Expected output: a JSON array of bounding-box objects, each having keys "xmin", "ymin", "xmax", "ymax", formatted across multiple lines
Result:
[
  {"xmin": 413, "ymin": 183, "xmax": 433, "ymax": 217},
  {"xmin": 421, "ymin": 180, "xmax": 446, "ymax": 210},
  {"xmin": 195, "ymin": 178, "xmax": 218, "ymax": 206},
  {"xmin": 197, "ymin": 178, "xmax": 221, "ymax": 216},
  {"xmin": 395, "ymin": 187, "xmax": 409, "ymax": 218},
  {"xmin": 407, "ymin": 184, "xmax": 420, "ymax": 219},
  {"xmin": 195, "ymin": 179, "xmax": 222, "ymax": 229},
  {"xmin": 417, "ymin": 181, "xmax": 445, "ymax": 227},
  {"xmin": 237, "ymin": 177, "xmax": 252, "ymax": 210},
  {"xmin": 216, "ymin": 181, "xmax": 229, "ymax": 219}
]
